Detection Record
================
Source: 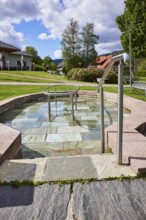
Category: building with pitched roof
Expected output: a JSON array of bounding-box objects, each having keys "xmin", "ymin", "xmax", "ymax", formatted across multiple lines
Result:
[
  {"xmin": 96, "ymin": 55, "xmax": 113, "ymax": 70},
  {"xmin": 0, "ymin": 41, "xmax": 33, "ymax": 70}
]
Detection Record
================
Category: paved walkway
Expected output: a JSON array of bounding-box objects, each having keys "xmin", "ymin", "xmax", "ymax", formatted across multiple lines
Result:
[
  {"xmin": 0, "ymin": 154, "xmax": 135, "ymax": 182},
  {"xmin": 0, "ymin": 77, "xmax": 145, "ymax": 219},
  {"xmin": 0, "ymin": 81, "xmax": 98, "ymax": 87},
  {"xmin": 0, "ymin": 179, "xmax": 146, "ymax": 220}
]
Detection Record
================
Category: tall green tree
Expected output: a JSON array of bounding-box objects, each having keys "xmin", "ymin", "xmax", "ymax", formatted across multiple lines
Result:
[
  {"xmin": 43, "ymin": 56, "xmax": 57, "ymax": 71},
  {"xmin": 80, "ymin": 23, "xmax": 99, "ymax": 66},
  {"xmin": 116, "ymin": 0, "xmax": 146, "ymax": 58},
  {"xmin": 61, "ymin": 18, "xmax": 80, "ymax": 56},
  {"xmin": 24, "ymin": 46, "xmax": 42, "ymax": 65},
  {"xmin": 43, "ymin": 56, "xmax": 52, "ymax": 67},
  {"xmin": 61, "ymin": 18, "xmax": 81, "ymax": 73},
  {"xmin": 24, "ymin": 46, "xmax": 38, "ymax": 56}
]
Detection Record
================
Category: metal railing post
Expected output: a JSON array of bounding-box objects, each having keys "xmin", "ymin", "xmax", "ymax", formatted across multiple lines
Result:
[
  {"xmin": 71, "ymin": 93, "xmax": 74, "ymax": 120},
  {"xmin": 100, "ymin": 85, "xmax": 105, "ymax": 153},
  {"xmin": 48, "ymin": 95, "xmax": 51, "ymax": 122},
  {"xmin": 117, "ymin": 60, "xmax": 124, "ymax": 164},
  {"xmin": 55, "ymin": 87, "xmax": 57, "ymax": 115},
  {"xmin": 75, "ymin": 92, "xmax": 77, "ymax": 110}
]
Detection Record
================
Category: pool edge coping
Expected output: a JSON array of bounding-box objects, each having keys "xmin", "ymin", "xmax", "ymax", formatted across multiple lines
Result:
[{"xmin": 0, "ymin": 91, "xmax": 145, "ymax": 173}]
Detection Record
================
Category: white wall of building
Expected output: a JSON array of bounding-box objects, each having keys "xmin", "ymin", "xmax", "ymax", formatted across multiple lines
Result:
[{"xmin": 0, "ymin": 52, "xmax": 32, "ymax": 70}]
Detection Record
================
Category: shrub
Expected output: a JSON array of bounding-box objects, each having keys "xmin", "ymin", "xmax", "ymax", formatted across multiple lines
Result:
[
  {"xmin": 66, "ymin": 68, "xmax": 103, "ymax": 82},
  {"xmin": 34, "ymin": 64, "xmax": 43, "ymax": 71},
  {"xmin": 136, "ymin": 70, "xmax": 146, "ymax": 77},
  {"xmin": 106, "ymin": 71, "xmax": 118, "ymax": 84}
]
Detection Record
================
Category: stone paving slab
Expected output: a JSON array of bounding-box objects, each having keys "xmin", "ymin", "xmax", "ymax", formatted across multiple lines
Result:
[
  {"xmin": 46, "ymin": 133, "xmax": 82, "ymax": 142},
  {"xmin": 43, "ymin": 156, "xmax": 98, "ymax": 181},
  {"xmin": 0, "ymin": 158, "xmax": 47, "ymax": 182},
  {"xmin": 22, "ymin": 134, "xmax": 46, "ymax": 144},
  {"xmin": 0, "ymin": 180, "xmax": 146, "ymax": 220},
  {"xmin": 73, "ymin": 179, "xmax": 146, "ymax": 220},
  {"xmin": 0, "ymin": 155, "xmax": 135, "ymax": 182},
  {"xmin": 0, "ymin": 184, "xmax": 70, "ymax": 220},
  {"xmin": 91, "ymin": 154, "xmax": 135, "ymax": 179}
]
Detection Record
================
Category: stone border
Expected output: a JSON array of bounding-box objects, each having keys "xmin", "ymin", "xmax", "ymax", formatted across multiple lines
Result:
[
  {"xmin": 0, "ymin": 91, "xmax": 146, "ymax": 173},
  {"xmin": 104, "ymin": 92, "xmax": 146, "ymax": 173},
  {"xmin": 0, "ymin": 93, "xmax": 45, "ymax": 114},
  {"xmin": 0, "ymin": 93, "xmax": 45, "ymax": 164}
]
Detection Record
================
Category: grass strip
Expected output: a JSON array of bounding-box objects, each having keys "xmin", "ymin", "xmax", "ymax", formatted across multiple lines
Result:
[
  {"xmin": 0, "ymin": 74, "xmax": 59, "ymax": 83},
  {"xmin": 2, "ymin": 71, "xmax": 66, "ymax": 80}
]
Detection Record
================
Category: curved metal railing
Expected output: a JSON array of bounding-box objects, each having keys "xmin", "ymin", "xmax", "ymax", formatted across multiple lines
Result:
[
  {"xmin": 43, "ymin": 84, "xmax": 80, "ymax": 96},
  {"xmin": 43, "ymin": 84, "xmax": 80, "ymax": 122},
  {"xmin": 97, "ymin": 53, "xmax": 129, "ymax": 165},
  {"xmin": 97, "ymin": 53, "xmax": 129, "ymax": 91}
]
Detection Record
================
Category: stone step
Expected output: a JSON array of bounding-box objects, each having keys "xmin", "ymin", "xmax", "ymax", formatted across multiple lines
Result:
[
  {"xmin": 0, "ymin": 154, "xmax": 135, "ymax": 182},
  {"xmin": 0, "ymin": 124, "xmax": 21, "ymax": 164}
]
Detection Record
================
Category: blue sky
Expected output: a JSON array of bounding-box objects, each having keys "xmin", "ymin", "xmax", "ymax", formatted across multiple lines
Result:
[
  {"xmin": 0, "ymin": 0, "xmax": 125, "ymax": 59},
  {"xmin": 14, "ymin": 20, "xmax": 61, "ymax": 59}
]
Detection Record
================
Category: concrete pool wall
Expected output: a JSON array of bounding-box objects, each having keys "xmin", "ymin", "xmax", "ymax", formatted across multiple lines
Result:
[
  {"xmin": 0, "ymin": 91, "xmax": 146, "ymax": 173},
  {"xmin": 0, "ymin": 93, "xmax": 44, "ymax": 164},
  {"xmin": 104, "ymin": 92, "xmax": 146, "ymax": 173}
]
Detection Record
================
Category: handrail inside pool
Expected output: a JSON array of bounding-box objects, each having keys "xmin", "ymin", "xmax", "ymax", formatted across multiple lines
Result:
[{"xmin": 43, "ymin": 84, "xmax": 80, "ymax": 121}]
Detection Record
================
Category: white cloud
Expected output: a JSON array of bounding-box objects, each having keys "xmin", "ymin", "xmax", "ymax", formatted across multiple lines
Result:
[
  {"xmin": 0, "ymin": 0, "xmax": 125, "ymax": 55},
  {"xmin": 54, "ymin": 49, "xmax": 62, "ymax": 59},
  {"xmin": 96, "ymin": 40, "xmax": 122, "ymax": 55},
  {"xmin": 0, "ymin": 22, "xmax": 24, "ymax": 47},
  {"xmin": 38, "ymin": 33, "xmax": 49, "ymax": 40},
  {"xmin": 37, "ymin": 0, "xmax": 125, "ymax": 53}
]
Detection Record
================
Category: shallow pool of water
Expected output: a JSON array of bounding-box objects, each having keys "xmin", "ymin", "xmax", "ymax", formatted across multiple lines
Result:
[{"xmin": 0, "ymin": 95, "xmax": 130, "ymax": 158}]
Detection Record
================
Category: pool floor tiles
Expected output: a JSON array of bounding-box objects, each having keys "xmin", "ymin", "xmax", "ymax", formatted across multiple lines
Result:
[
  {"xmin": 20, "ymin": 140, "xmax": 102, "ymax": 159},
  {"xmin": 0, "ymin": 96, "xmax": 131, "ymax": 159}
]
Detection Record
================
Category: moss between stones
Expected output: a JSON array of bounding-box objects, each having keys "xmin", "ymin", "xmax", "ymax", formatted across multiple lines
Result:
[{"xmin": 0, "ymin": 173, "xmax": 146, "ymax": 188}]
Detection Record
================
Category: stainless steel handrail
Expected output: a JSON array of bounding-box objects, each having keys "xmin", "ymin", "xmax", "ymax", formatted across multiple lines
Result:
[
  {"xmin": 43, "ymin": 84, "xmax": 80, "ymax": 121},
  {"xmin": 97, "ymin": 53, "xmax": 129, "ymax": 165},
  {"xmin": 97, "ymin": 53, "xmax": 129, "ymax": 91}
]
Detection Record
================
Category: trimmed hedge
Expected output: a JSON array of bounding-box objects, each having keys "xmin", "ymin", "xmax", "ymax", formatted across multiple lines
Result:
[
  {"xmin": 106, "ymin": 71, "xmax": 118, "ymax": 84},
  {"xmin": 66, "ymin": 68, "xmax": 118, "ymax": 83},
  {"xmin": 66, "ymin": 68, "xmax": 103, "ymax": 82}
]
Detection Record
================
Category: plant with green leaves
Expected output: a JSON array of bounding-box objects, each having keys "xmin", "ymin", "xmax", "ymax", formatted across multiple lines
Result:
[
  {"xmin": 116, "ymin": 0, "xmax": 146, "ymax": 58},
  {"xmin": 80, "ymin": 23, "xmax": 99, "ymax": 67},
  {"xmin": 61, "ymin": 18, "xmax": 80, "ymax": 56},
  {"xmin": 24, "ymin": 46, "xmax": 43, "ymax": 65},
  {"xmin": 61, "ymin": 19, "xmax": 81, "ymax": 74}
]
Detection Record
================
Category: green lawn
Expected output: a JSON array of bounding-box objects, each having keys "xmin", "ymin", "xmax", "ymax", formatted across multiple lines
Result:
[
  {"xmin": 0, "ymin": 70, "xmax": 145, "ymax": 101},
  {"xmin": 138, "ymin": 77, "xmax": 146, "ymax": 82},
  {"xmin": 2, "ymin": 70, "xmax": 66, "ymax": 80},
  {"xmin": 0, "ymin": 84, "xmax": 146, "ymax": 102},
  {"xmin": 104, "ymin": 86, "xmax": 146, "ymax": 102},
  {"xmin": 0, "ymin": 85, "xmax": 45, "ymax": 100},
  {"xmin": 0, "ymin": 73, "xmax": 60, "ymax": 83}
]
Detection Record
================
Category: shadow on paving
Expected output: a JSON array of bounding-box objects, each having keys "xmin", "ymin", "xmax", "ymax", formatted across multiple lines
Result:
[
  {"xmin": 0, "ymin": 180, "xmax": 146, "ymax": 219},
  {"xmin": 0, "ymin": 186, "xmax": 34, "ymax": 207},
  {"xmin": 0, "ymin": 184, "xmax": 70, "ymax": 220}
]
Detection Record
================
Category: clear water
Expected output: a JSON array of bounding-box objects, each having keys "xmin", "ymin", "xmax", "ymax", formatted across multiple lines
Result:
[{"xmin": 0, "ymin": 95, "xmax": 130, "ymax": 159}]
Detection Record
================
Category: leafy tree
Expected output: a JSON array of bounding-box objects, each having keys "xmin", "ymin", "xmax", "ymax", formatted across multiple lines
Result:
[
  {"xmin": 24, "ymin": 46, "xmax": 42, "ymax": 65},
  {"xmin": 61, "ymin": 19, "xmax": 99, "ymax": 73},
  {"xmin": 43, "ymin": 56, "xmax": 57, "ymax": 72},
  {"xmin": 116, "ymin": 0, "xmax": 146, "ymax": 58},
  {"xmin": 61, "ymin": 18, "xmax": 80, "ymax": 56},
  {"xmin": 80, "ymin": 23, "xmax": 99, "ymax": 66},
  {"xmin": 33, "ymin": 55, "xmax": 43, "ymax": 65},
  {"xmin": 62, "ymin": 51, "xmax": 83, "ymax": 74},
  {"xmin": 24, "ymin": 46, "xmax": 38, "ymax": 56},
  {"xmin": 43, "ymin": 56, "xmax": 52, "ymax": 68},
  {"xmin": 61, "ymin": 18, "xmax": 81, "ymax": 73}
]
